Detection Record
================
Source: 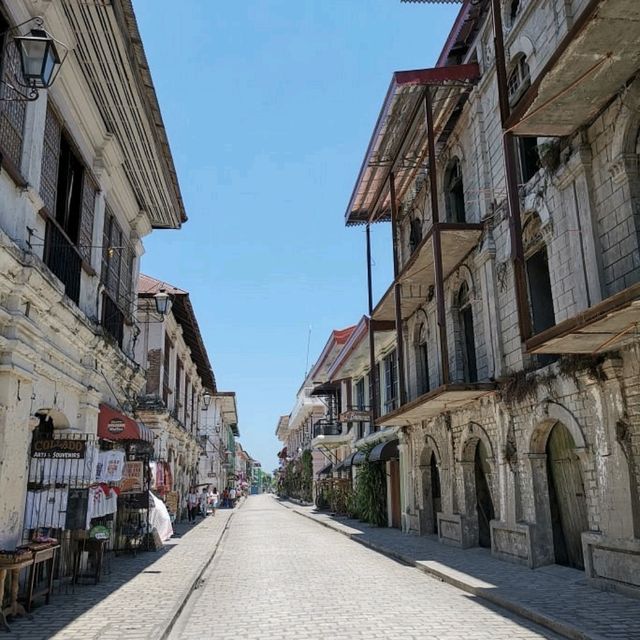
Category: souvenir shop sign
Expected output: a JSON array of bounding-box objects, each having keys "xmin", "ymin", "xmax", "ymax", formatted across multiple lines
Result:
[
  {"xmin": 32, "ymin": 438, "xmax": 86, "ymax": 459},
  {"xmin": 121, "ymin": 461, "xmax": 144, "ymax": 493}
]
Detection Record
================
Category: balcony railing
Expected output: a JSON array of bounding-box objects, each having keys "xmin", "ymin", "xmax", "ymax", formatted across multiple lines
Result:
[
  {"xmin": 43, "ymin": 218, "xmax": 81, "ymax": 304},
  {"xmin": 313, "ymin": 421, "xmax": 342, "ymax": 438}
]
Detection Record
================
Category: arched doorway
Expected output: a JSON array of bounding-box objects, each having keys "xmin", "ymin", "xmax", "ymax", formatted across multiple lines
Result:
[
  {"xmin": 419, "ymin": 442, "xmax": 442, "ymax": 535},
  {"xmin": 545, "ymin": 422, "xmax": 589, "ymax": 569},
  {"xmin": 429, "ymin": 452, "xmax": 441, "ymax": 534},
  {"xmin": 474, "ymin": 439, "xmax": 495, "ymax": 548}
]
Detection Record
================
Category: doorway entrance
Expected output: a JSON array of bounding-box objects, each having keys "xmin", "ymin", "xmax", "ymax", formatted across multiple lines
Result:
[
  {"xmin": 474, "ymin": 440, "xmax": 495, "ymax": 548},
  {"xmin": 545, "ymin": 422, "xmax": 588, "ymax": 569},
  {"xmin": 389, "ymin": 459, "xmax": 401, "ymax": 529}
]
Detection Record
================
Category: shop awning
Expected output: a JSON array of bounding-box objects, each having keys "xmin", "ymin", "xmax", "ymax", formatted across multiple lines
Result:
[
  {"xmin": 369, "ymin": 439, "xmax": 399, "ymax": 463},
  {"xmin": 98, "ymin": 404, "xmax": 154, "ymax": 443},
  {"xmin": 353, "ymin": 451, "xmax": 367, "ymax": 466},
  {"xmin": 318, "ymin": 463, "xmax": 333, "ymax": 476},
  {"xmin": 336, "ymin": 452, "xmax": 358, "ymax": 471}
]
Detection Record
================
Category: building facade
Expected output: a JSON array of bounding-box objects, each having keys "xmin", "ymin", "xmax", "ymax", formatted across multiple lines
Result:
[
  {"xmin": 135, "ymin": 275, "xmax": 217, "ymax": 520},
  {"xmin": 0, "ymin": 0, "xmax": 185, "ymax": 549},
  {"xmin": 199, "ymin": 391, "xmax": 239, "ymax": 493},
  {"xmin": 338, "ymin": 0, "xmax": 640, "ymax": 596}
]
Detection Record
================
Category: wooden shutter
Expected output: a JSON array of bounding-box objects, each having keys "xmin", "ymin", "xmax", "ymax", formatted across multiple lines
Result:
[
  {"xmin": 40, "ymin": 106, "xmax": 62, "ymax": 215},
  {"xmin": 79, "ymin": 175, "xmax": 96, "ymax": 264}
]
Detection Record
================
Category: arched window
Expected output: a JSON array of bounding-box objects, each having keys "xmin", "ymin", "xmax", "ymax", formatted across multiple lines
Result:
[
  {"xmin": 523, "ymin": 213, "xmax": 555, "ymax": 334},
  {"xmin": 445, "ymin": 158, "xmax": 466, "ymax": 223},
  {"xmin": 457, "ymin": 282, "xmax": 477, "ymax": 383},
  {"xmin": 415, "ymin": 323, "xmax": 430, "ymax": 396},
  {"xmin": 510, "ymin": 0, "xmax": 521, "ymax": 23},
  {"xmin": 508, "ymin": 54, "xmax": 530, "ymax": 106},
  {"xmin": 409, "ymin": 217, "xmax": 423, "ymax": 253}
]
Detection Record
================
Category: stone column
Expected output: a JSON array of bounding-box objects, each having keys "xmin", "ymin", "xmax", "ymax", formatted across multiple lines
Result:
[
  {"xmin": 398, "ymin": 430, "xmax": 412, "ymax": 533},
  {"xmin": 476, "ymin": 232, "xmax": 504, "ymax": 379},
  {"xmin": 0, "ymin": 369, "xmax": 34, "ymax": 549}
]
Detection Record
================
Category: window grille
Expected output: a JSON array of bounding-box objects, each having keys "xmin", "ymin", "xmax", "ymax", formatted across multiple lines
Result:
[
  {"xmin": 101, "ymin": 208, "xmax": 134, "ymax": 321},
  {"xmin": 0, "ymin": 26, "xmax": 27, "ymax": 173},
  {"xmin": 40, "ymin": 106, "xmax": 62, "ymax": 215},
  {"xmin": 383, "ymin": 350, "xmax": 398, "ymax": 414}
]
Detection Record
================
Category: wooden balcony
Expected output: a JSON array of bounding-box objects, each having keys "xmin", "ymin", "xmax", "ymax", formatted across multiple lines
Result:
[
  {"xmin": 526, "ymin": 283, "xmax": 640, "ymax": 354},
  {"xmin": 507, "ymin": 0, "xmax": 640, "ymax": 137},
  {"xmin": 372, "ymin": 223, "xmax": 483, "ymax": 322},
  {"xmin": 376, "ymin": 383, "xmax": 496, "ymax": 427}
]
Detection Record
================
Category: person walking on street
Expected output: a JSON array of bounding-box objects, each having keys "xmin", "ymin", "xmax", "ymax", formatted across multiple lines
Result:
[
  {"xmin": 229, "ymin": 486, "xmax": 236, "ymax": 508},
  {"xmin": 199, "ymin": 487, "xmax": 208, "ymax": 517},
  {"xmin": 187, "ymin": 487, "xmax": 199, "ymax": 523},
  {"xmin": 211, "ymin": 487, "xmax": 219, "ymax": 515}
]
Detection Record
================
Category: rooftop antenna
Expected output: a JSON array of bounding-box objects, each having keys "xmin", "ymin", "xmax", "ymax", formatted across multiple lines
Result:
[{"xmin": 304, "ymin": 324, "xmax": 312, "ymax": 379}]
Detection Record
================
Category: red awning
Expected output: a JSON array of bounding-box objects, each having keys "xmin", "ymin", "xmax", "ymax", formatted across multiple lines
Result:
[{"xmin": 98, "ymin": 404, "xmax": 154, "ymax": 443}]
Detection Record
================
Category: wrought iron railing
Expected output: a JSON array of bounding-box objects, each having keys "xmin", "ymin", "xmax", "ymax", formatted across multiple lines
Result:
[
  {"xmin": 44, "ymin": 218, "xmax": 82, "ymax": 304},
  {"xmin": 313, "ymin": 421, "xmax": 343, "ymax": 438}
]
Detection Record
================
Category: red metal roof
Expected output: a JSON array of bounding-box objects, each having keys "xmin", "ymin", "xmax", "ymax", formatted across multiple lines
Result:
[{"xmin": 344, "ymin": 63, "xmax": 480, "ymax": 227}]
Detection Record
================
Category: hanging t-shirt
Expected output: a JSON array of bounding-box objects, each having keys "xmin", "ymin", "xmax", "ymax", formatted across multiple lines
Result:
[
  {"xmin": 86, "ymin": 485, "xmax": 118, "ymax": 528},
  {"xmin": 24, "ymin": 489, "xmax": 68, "ymax": 529},
  {"xmin": 95, "ymin": 450, "xmax": 126, "ymax": 483}
]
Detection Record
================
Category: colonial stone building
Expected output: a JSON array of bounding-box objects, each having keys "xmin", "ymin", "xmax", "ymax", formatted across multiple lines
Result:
[
  {"xmin": 135, "ymin": 275, "xmax": 218, "ymax": 518},
  {"xmin": 0, "ymin": 1, "xmax": 185, "ymax": 549},
  {"xmin": 337, "ymin": 0, "xmax": 639, "ymax": 596},
  {"xmin": 198, "ymin": 391, "xmax": 239, "ymax": 493}
]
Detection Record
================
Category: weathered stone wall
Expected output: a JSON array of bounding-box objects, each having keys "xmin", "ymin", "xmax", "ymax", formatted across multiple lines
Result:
[{"xmin": 395, "ymin": 0, "xmax": 640, "ymax": 597}]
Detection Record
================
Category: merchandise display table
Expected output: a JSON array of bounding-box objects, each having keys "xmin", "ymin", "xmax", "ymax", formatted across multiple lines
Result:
[
  {"xmin": 25, "ymin": 545, "xmax": 59, "ymax": 613},
  {"xmin": 0, "ymin": 557, "xmax": 34, "ymax": 631}
]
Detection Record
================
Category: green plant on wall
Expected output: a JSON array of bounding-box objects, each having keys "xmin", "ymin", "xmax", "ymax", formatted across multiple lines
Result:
[
  {"xmin": 299, "ymin": 450, "xmax": 313, "ymax": 502},
  {"xmin": 277, "ymin": 451, "xmax": 314, "ymax": 502},
  {"xmin": 353, "ymin": 445, "xmax": 387, "ymax": 526}
]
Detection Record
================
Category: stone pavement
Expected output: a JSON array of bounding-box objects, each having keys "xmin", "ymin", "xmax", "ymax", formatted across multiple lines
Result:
[
  {"xmin": 282, "ymin": 500, "xmax": 640, "ymax": 640},
  {"xmin": 4, "ymin": 509, "xmax": 234, "ymax": 640},
  {"xmin": 170, "ymin": 494, "xmax": 563, "ymax": 640}
]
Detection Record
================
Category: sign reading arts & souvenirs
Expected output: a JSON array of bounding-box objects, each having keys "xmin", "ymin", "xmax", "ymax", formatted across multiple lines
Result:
[{"xmin": 31, "ymin": 438, "xmax": 86, "ymax": 459}]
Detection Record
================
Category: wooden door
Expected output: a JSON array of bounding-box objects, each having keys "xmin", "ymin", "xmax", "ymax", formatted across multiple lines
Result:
[
  {"xmin": 430, "ymin": 453, "xmax": 441, "ymax": 534},
  {"xmin": 546, "ymin": 423, "xmax": 589, "ymax": 569},
  {"xmin": 474, "ymin": 441, "xmax": 495, "ymax": 548},
  {"xmin": 389, "ymin": 460, "xmax": 401, "ymax": 529}
]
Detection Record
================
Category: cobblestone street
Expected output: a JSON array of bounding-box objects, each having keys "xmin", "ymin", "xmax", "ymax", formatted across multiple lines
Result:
[{"xmin": 170, "ymin": 495, "xmax": 561, "ymax": 640}]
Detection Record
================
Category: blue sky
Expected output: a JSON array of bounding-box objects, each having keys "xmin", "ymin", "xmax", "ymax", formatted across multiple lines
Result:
[{"xmin": 134, "ymin": 0, "xmax": 458, "ymax": 471}]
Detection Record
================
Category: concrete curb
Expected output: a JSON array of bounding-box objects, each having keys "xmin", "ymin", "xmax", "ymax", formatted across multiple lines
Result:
[
  {"xmin": 281, "ymin": 501, "xmax": 605, "ymax": 640},
  {"xmin": 160, "ymin": 505, "xmax": 239, "ymax": 639}
]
